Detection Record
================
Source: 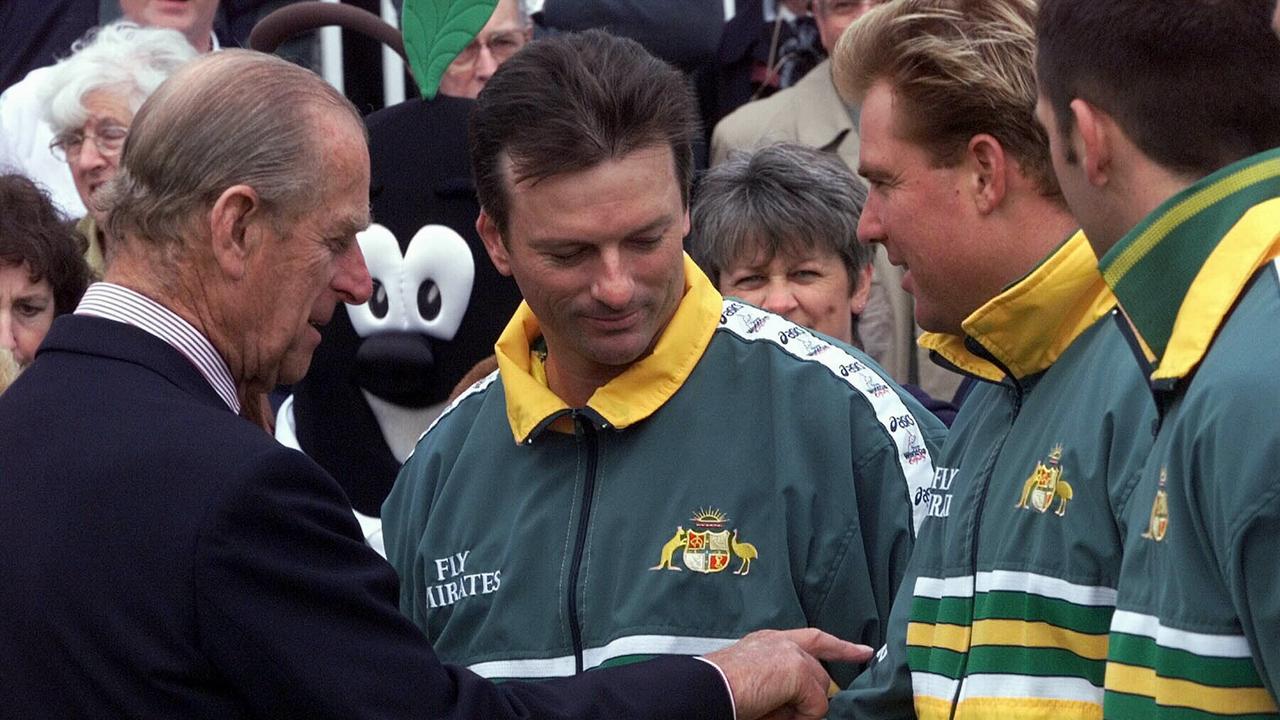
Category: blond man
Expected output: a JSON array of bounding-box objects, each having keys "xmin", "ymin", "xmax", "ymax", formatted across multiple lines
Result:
[{"xmin": 827, "ymin": 1, "xmax": 1156, "ymax": 717}]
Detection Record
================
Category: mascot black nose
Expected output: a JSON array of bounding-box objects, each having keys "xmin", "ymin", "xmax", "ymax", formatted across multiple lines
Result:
[{"xmin": 355, "ymin": 332, "xmax": 435, "ymax": 404}]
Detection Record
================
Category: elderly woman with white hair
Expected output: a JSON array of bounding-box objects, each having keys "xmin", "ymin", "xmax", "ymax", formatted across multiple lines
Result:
[{"xmin": 39, "ymin": 21, "xmax": 198, "ymax": 271}]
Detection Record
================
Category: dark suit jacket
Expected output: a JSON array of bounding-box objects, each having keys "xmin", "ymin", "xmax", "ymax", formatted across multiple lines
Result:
[
  {"xmin": 539, "ymin": 0, "xmax": 723, "ymax": 73},
  {"xmin": 0, "ymin": 0, "xmax": 96, "ymax": 93},
  {"xmin": 0, "ymin": 314, "xmax": 731, "ymax": 719}
]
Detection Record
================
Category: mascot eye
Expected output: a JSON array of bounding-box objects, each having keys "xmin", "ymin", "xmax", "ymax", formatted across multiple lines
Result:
[
  {"xmin": 417, "ymin": 279, "xmax": 442, "ymax": 321},
  {"xmin": 369, "ymin": 279, "xmax": 390, "ymax": 319}
]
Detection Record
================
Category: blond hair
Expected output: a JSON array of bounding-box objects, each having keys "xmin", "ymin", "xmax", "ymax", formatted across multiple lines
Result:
[{"xmin": 833, "ymin": 0, "xmax": 1059, "ymax": 196}]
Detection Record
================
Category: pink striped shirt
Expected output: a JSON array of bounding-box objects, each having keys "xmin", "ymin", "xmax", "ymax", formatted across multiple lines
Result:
[{"xmin": 75, "ymin": 283, "xmax": 240, "ymax": 414}]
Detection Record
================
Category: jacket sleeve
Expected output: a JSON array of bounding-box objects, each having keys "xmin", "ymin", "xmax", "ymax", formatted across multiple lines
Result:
[
  {"xmin": 1193, "ymin": 373, "xmax": 1280, "ymax": 708},
  {"xmin": 824, "ymin": 388, "xmax": 946, "ymax": 715},
  {"xmin": 826, "ymin": 534, "xmax": 922, "ymax": 720},
  {"xmin": 1213, "ymin": 390, "xmax": 1280, "ymax": 705},
  {"xmin": 810, "ymin": 388, "xmax": 946, "ymax": 688},
  {"xmin": 1231, "ymin": 490, "xmax": 1280, "ymax": 705},
  {"xmin": 195, "ymin": 445, "xmax": 732, "ymax": 720}
]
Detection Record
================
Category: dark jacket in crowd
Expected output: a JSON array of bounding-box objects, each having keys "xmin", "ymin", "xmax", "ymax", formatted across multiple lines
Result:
[{"xmin": 0, "ymin": 0, "xmax": 97, "ymax": 92}]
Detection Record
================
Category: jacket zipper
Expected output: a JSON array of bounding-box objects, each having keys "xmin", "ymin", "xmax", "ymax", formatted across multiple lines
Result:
[
  {"xmin": 948, "ymin": 337, "xmax": 1024, "ymax": 720},
  {"xmin": 567, "ymin": 411, "xmax": 600, "ymax": 674}
]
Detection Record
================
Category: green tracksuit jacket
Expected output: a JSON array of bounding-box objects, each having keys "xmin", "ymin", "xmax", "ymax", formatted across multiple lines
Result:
[
  {"xmin": 830, "ymin": 232, "xmax": 1156, "ymax": 720},
  {"xmin": 382, "ymin": 257, "xmax": 946, "ymax": 688},
  {"xmin": 1099, "ymin": 148, "xmax": 1280, "ymax": 719}
]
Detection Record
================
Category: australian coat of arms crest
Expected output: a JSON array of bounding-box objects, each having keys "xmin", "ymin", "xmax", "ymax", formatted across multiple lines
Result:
[
  {"xmin": 650, "ymin": 508, "xmax": 758, "ymax": 575},
  {"xmin": 1016, "ymin": 444, "xmax": 1073, "ymax": 516},
  {"xmin": 1140, "ymin": 467, "xmax": 1169, "ymax": 542}
]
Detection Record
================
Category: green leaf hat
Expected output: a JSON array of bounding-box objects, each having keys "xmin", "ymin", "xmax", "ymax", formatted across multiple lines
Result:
[{"xmin": 402, "ymin": 0, "xmax": 500, "ymax": 99}]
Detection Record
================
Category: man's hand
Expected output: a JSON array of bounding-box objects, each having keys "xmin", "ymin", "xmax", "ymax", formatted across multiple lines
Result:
[{"xmin": 705, "ymin": 628, "xmax": 872, "ymax": 720}]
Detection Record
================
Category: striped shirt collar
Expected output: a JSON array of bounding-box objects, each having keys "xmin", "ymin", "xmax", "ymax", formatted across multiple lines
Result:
[{"xmin": 75, "ymin": 282, "xmax": 241, "ymax": 413}]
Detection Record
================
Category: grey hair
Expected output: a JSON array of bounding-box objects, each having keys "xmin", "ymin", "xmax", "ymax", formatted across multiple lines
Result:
[
  {"xmin": 101, "ymin": 49, "xmax": 365, "ymax": 252},
  {"xmin": 690, "ymin": 143, "xmax": 871, "ymax": 286},
  {"xmin": 39, "ymin": 21, "xmax": 199, "ymax": 135}
]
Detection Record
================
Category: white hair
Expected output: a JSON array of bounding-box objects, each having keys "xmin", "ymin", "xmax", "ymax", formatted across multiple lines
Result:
[
  {"xmin": 39, "ymin": 21, "xmax": 199, "ymax": 135},
  {"xmin": 515, "ymin": 0, "xmax": 532, "ymax": 26}
]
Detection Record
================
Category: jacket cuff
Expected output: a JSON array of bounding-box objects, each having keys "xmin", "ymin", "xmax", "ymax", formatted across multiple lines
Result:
[
  {"xmin": 695, "ymin": 655, "xmax": 737, "ymax": 720},
  {"xmin": 615, "ymin": 654, "xmax": 735, "ymax": 720}
]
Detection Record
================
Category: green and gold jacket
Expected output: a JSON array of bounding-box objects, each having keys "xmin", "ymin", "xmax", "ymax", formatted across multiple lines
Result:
[
  {"xmin": 381, "ymin": 256, "xmax": 946, "ymax": 688},
  {"xmin": 831, "ymin": 232, "xmax": 1156, "ymax": 720},
  {"xmin": 1100, "ymin": 148, "xmax": 1280, "ymax": 720}
]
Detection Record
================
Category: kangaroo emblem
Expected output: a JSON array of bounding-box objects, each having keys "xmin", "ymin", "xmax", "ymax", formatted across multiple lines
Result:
[{"xmin": 650, "ymin": 527, "xmax": 687, "ymax": 571}]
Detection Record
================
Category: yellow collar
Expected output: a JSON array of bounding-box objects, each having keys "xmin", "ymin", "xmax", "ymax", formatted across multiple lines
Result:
[
  {"xmin": 1149, "ymin": 199, "xmax": 1280, "ymax": 381},
  {"xmin": 920, "ymin": 231, "xmax": 1117, "ymax": 382},
  {"xmin": 1096, "ymin": 149, "xmax": 1280, "ymax": 382},
  {"xmin": 493, "ymin": 254, "xmax": 723, "ymax": 443}
]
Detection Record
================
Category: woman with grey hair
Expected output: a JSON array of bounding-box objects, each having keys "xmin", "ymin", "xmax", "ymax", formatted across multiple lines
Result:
[
  {"xmin": 38, "ymin": 21, "xmax": 198, "ymax": 271},
  {"xmin": 692, "ymin": 142, "xmax": 874, "ymax": 346},
  {"xmin": 691, "ymin": 142, "xmax": 957, "ymax": 424}
]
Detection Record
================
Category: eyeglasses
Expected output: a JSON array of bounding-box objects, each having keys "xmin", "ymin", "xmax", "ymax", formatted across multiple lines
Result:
[
  {"xmin": 49, "ymin": 123, "xmax": 129, "ymax": 163},
  {"xmin": 452, "ymin": 29, "xmax": 529, "ymax": 70},
  {"xmin": 811, "ymin": 0, "xmax": 883, "ymax": 18}
]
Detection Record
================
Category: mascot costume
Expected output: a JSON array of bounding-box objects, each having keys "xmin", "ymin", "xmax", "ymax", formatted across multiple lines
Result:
[{"xmin": 254, "ymin": 0, "xmax": 520, "ymax": 553}]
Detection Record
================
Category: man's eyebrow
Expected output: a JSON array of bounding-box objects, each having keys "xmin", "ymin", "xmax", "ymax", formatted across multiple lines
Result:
[
  {"xmin": 530, "ymin": 216, "xmax": 676, "ymax": 247},
  {"xmin": 336, "ymin": 207, "xmax": 372, "ymax": 235},
  {"xmin": 626, "ymin": 216, "xmax": 675, "ymax": 238},
  {"xmin": 858, "ymin": 164, "xmax": 886, "ymax": 180}
]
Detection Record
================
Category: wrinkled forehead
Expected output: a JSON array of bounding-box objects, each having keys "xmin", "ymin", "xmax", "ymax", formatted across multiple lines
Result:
[
  {"xmin": 79, "ymin": 88, "xmax": 136, "ymax": 121},
  {"xmin": 485, "ymin": 0, "xmax": 528, "ymax": 31}
]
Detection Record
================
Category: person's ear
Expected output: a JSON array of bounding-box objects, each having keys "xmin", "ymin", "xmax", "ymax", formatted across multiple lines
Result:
[
  {"xmin": 208, "ymin": 184, "xmax": 262, "ymax": 280},
  {"xmin": 849, "ymin": 263, "xmax": 873, "ymax": 316},
  {"xmin": 1071, "ymin": 98, "xmax": 1112, "ymax": 188},
  {"xmin": 967, "ymin": 133, "xmax": 1008, "ymax": 215},
  {"xmin": 477, "ymin": 210, "xmax": 512, "ymax": 276}
]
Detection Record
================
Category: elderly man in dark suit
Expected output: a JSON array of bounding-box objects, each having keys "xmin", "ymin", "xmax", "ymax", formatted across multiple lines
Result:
[{"xmin": 0, "ymin": 48, "xmax": 864, "ymax": 719}]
